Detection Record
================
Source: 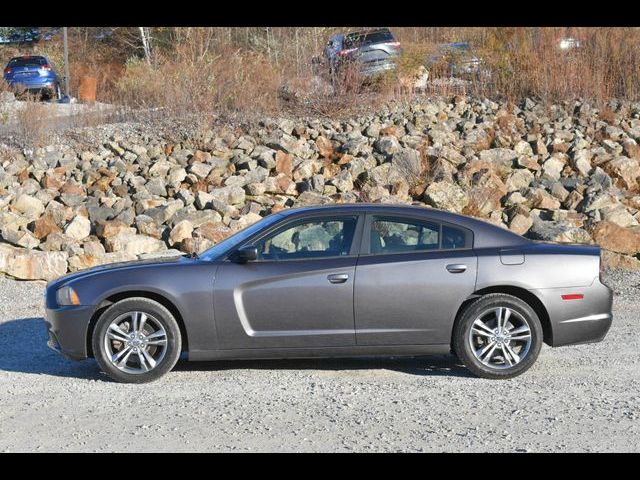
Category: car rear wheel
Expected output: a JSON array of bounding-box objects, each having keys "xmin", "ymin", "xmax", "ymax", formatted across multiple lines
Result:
[
  {"xmin": 453, "ymin": 294, "xmax": 543, "ymax": 379},
  {"xmin": 92, "ymin": 297, "xmax": 182, "ymax": 383}
]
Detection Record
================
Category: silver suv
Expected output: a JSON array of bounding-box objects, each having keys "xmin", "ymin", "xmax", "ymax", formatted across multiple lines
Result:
[{"xmin": 331, "ymin": 28, "xmax": 402, "ymax": 78}]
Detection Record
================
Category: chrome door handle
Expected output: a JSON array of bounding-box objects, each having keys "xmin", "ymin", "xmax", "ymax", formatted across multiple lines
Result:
[
  {"xmin": 446, "ymin": 264, "xmax": 467, "ymax": 273},
  {"xmin": 327, "ymin": 273, "xmax": 349, "ymax": 284}
]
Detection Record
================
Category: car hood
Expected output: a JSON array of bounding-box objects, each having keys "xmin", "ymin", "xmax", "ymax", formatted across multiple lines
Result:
[{"xmin": 47, "ymin": 255, "xmax": 190, "ymax": 289}]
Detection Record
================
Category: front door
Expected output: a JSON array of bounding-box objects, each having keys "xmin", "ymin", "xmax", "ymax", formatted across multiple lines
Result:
[
  {"xmin": 213, "ymin": 214, "xmax": 363, "ymax": 349},
  {"xmin": 355, "ymin": 214, "xmax": 478, "ymax": 346}
]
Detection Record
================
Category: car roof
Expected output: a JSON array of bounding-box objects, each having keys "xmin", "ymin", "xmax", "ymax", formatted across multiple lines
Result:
[
  {"xmin": 345, "ymin": 28, "xmax": 393, "ymax": 40},
  {"xmin": 277, "ymin": 203, "xmax": 530, "ymax": 249},
  {"xmin": 9, "ymin": 55, "xmax": 48, "ymax": 62}
]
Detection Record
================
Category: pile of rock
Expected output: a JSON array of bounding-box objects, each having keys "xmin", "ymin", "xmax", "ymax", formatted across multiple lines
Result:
[{"xmin": 1, "ymin": 96, "xmax": 640, "ymax": 280}]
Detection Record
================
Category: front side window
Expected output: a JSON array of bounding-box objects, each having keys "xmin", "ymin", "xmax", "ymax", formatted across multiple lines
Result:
[{"xmin": 256, "ymin": 216, "xmax": 358, "ymax": 261}]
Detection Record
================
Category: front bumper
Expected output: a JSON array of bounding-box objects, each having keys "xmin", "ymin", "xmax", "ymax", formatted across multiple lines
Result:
[
  {"xmin": 44, "ymin": 304, "xmax": 95, "ymax": 360},
  {"xmin": 533, "ymin": 277, "xmax": 614, "ymax": 347}
]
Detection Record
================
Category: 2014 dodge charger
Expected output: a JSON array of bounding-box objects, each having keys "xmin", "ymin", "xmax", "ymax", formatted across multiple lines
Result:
[{"xmin": 44, "ymin": 204, "xmax": 613, "ymax": 383}]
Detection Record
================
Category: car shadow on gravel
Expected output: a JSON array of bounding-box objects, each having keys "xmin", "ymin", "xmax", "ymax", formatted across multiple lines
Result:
[
  {"xmin": 0, "ymin": 317, "xmax": 472, "ymax": 380},
  {"xmin": 173, "ymin": 355, "xmax": 473, "ymax": 378},
  {"xmin": 0, "ymin": 317, "xmax": 101, "ymax": 380}
]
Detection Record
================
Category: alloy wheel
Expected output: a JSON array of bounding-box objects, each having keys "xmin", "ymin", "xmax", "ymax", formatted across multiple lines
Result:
[
  {"xmin": 468, "ymin": 307, "xmax": 533, "ymax": 369},
  {"xmin": 103, "ymin": 311, "xmax": 168, "ymax": 374}
]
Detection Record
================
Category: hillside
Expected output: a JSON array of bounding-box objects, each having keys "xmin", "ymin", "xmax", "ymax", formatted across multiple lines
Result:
[{"xmin": 1, "ymin": 95, "xmax": 640, "ymax": 280}]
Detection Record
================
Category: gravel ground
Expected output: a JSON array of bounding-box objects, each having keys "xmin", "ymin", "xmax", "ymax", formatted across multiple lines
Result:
[{"xmin": 0, "ymin": 271, "xmax": 638, "ymax": 452}]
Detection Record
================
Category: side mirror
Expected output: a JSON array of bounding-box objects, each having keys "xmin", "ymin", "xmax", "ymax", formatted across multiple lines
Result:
[{"xmin": 230, "ymin": 245, "xmax": 258, "ymax": 263}]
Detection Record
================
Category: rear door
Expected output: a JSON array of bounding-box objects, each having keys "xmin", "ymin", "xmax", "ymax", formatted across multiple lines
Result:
[{"xmin": 354, "ymin": 214, "xmax": 477, "ymax": 346}]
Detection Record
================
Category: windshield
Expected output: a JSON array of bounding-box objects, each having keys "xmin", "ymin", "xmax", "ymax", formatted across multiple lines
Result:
[{"xmin": 200, "ymin": 213, "xmax": 285, "ymax": 261}]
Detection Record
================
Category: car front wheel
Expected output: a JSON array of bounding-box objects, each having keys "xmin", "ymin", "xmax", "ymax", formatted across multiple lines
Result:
[
  {"xmin": 92, "ymin": 297, "xmax": 182, "ymax": 383},
  {"xmin": 453, "ymin": 294, "xmax": 543, "ymax": 379}
]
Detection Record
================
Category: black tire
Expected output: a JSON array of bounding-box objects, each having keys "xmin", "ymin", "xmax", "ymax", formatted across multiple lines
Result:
[
  {"xmin": 92, "ymin": 297, "xmax": 182, "ymax": 383},
  {"xmin": 453, "ymin": 294, "xmax": 543, "ymax": 379}
]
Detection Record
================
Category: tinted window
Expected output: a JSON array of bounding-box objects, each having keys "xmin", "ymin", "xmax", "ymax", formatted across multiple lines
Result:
[
  {"xmin": 256, "ymin": 216, "xmax": 358, "ymax": 261},
  {"xmin": 442, "ymin": 224, "xmax": 467, "ymax": 249},
  {"xmin": 370, "ymin": 217, "xmax": 439, "ymax": 254},
  {"xmin": 369, "ymin": 217, "xmax": 470, "ymax": 253}
]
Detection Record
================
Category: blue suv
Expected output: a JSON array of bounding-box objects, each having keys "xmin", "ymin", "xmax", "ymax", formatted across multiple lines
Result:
[{"xmin": 3, "ymin": 55, "xmax": 62, "ymax": 100}]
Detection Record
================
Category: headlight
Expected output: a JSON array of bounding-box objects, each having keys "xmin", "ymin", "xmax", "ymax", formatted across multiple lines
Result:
[{"xmin": 56, "ymin": 286, "xmax": 81, "ymax": 306}]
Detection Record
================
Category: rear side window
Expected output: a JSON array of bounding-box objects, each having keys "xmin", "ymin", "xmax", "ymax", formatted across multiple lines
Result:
[
  {"xmin": 370, "ymin": 217, "xmax": 440, "ymax": 254},
  {"xmin": 368, "ymin": 216, "xmax": 471, "ymax": 254},
  {"xmin": 442, "ymin": 224, "xmax": 467, "ymax": 249}
]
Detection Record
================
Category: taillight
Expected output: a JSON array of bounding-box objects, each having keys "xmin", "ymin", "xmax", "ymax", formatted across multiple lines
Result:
[
  {"xmin": 390, "ymin": 41, "xmax": 401, "ymax": 48},
  {"xmin": 338, "ymin": 48, "xmax": 357, "ymax": 57},
  {"xmin": 3, "ymin": 67, "xmax": 11, "ymax": 75},
  {"xmin": 40, "ymin": 64, "xmax": 51, "ymax": 71}
]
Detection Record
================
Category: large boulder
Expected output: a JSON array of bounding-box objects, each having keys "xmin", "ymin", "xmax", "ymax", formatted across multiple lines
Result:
[
  {"xmin": 528, "ymin": 218, "xmax": 591, "ymax": 243},
  {"xmin": 210, "ymin": 185, "xmax": 246, "ymax": 205},
  {"xmin": 505, "ymin": 169, "xmax": 534, "ymax": 192},
  {"xmin": 424, "ymin": 182, "xmax": 469, "ymax": 213},
  {"xmin": 590, "ymin": 221, "xmax": 640, "ymax": 255},
  {"xmin": 478, "ymin": 148, "xmax": 516, "ymax": 177},
  {"xmin": 169, "ymin": 220, "xmax": 194, "ymax": 246},
  {"xmin": 105, "ymin": 232, "xmax": 166, "ymax": 256},
  {"xmin": 64, "ymin": 215, "xmax": 91, "ymax": 241},
  {"xmin": 605, "ymin": 156, "xmax": 640, "ymax": 190},
  {"xmin": 13, "ymin": 194, "xmax": 45, "ymax": 218},
  {"xmin": 0, "ymin": 244, "xmax": 68, "ymax": 281}
]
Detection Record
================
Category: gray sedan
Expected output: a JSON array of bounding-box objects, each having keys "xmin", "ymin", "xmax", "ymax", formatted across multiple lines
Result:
[{"xmin": 44, "ymin": 204, "xmax": 613, "ymax": 383}]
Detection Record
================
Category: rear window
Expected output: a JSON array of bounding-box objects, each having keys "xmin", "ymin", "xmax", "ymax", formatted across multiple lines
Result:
[
  {"xmin": 344, "ymin": 29, "xmax": 395, "ymax": 49},
  {"xmin": 8, "ymin": 56, "xmax": 47, "ymax": 67}
]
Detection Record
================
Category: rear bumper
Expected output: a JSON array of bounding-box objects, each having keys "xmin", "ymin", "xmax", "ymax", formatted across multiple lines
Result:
[
  {"xmin": 44, "ymin": 305, "xmax": 95, "ymax": 360},
  {"xmin": 533, "ymin": 278, "xmax": 614, "ymax": 347},
  {"xmin": 6, "ymin": 79, "xmax": 57, "ymax": 90},
  {"xmin": 555, "ymin": 313, "xmax": 612, "ymax": 346},
  {"xmin": 360, "ymin": 61, "xmax": 397, "ymax": 77}
]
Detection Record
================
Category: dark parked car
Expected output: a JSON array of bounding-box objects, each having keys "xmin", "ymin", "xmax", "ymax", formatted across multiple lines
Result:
[
  {"xmin": 330, "ymin": 28, "xmax": 401, "ymax": 79},
  {"xmin": 427, "ymin": 42, "xmax": 486, "ymax": 80},
  {"xmin": 45, "ymin": 204, "xmax": 613, "ymax": 383},
  {"xmin": 0, "ymin": 27, "xmax": 40, "ymax": 44},
  {"xmin": 3, "ymin": 55, "xmax": 61, "ymax": 100}
]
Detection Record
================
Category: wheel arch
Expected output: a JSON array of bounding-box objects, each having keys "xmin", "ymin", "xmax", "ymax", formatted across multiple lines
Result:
[
  {"xmin": 86, "ymin": 290, "xmax": 189, "ymax": 358},
  {"xmin": 454, "ymin": 285, "xmax": 553, "ymax": 346}
]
